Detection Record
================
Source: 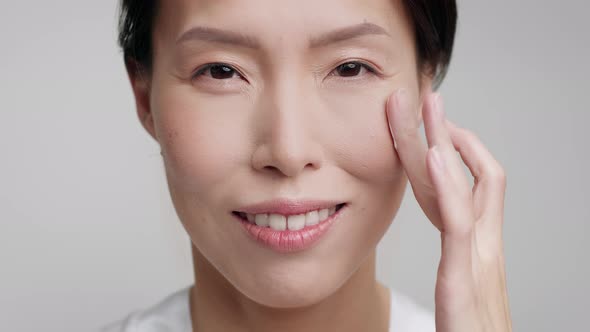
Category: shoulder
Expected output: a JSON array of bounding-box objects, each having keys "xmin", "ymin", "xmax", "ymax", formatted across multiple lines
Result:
[
  {"xmin": 388, "ymin": 288, "xmax": 436, "ymax": 332},
  {"xmin": 99, "ymin": 285, "xmax": 192, "ymax": 332}
]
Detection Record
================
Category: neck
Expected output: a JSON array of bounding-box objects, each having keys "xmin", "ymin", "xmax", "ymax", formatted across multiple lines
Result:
[{"xmin": 189, "ymin": 245, "xmax": 390, "ymax": 332}]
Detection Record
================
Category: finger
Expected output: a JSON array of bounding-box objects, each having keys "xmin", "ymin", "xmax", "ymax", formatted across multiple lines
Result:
[
  {"xmin": 423, "ymin": 95, "xmax": 477, "ymax": 275},
  {"xmin": 422, "ymin": 93, "xmax": 469, "ymax": 180},
  {"xmin": 386, "ymin": 89, "xmax": 443, "ymax": 228},
  {"xmin": 427, "ymin": 145, "xmax": 474, "ymax": 278},
  {"xmin": 386, "ymin": 89, "xmax": 428, "ymax": 181},
  {"xmin": 423, "ymin": 94, "xmax": 475, "ymax": 233},
  {"xmin": 445, "ymin": 119, "xmax": 507, "ymax": 221},
  {"xmin": 426, "ymin": 145, "xmax": 476, "ymax": 237},
  {"xmin": 423, "ymin": 93, "xmax": 453, "ymax": 151}
]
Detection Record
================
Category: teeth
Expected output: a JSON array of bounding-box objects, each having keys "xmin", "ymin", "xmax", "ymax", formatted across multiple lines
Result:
[
  {"xmin": 287, "ymin": 214, "xmax": 305, "ymax": 231},
  {"xmin": 328, "ymin": 206, "xmax": 336, "ymax": 215},
  {"xmin": 243, "ymin": 205, "xmax": 342, "ymax": 230},
  {"xmin": 255, "ymin": 213, "xmax": 270, "ymax": 227},
  {"xmin": 246, "ymin": 213, "xmax": 255, "ymax": 223},
  {"xmin": 268, "ymin": 214, "xmax": 286, "ymax": 231},
  {"xmin": 305, "ymin": 210, "xmax": 319, "ymax": 226}
]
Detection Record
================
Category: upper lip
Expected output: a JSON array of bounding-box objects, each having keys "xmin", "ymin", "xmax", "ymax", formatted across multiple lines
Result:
[{"xmin": 235, "ymin": 198, "xmax": 346, "ymax": 216}]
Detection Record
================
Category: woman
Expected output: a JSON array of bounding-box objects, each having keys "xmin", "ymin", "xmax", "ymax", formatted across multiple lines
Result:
[{"xmin": 103, "ymin": 0, "xmax": 512, "ymax": 331}]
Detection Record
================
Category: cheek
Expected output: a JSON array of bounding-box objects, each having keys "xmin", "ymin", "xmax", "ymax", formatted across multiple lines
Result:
[
  {"xmin": 322, "ymin": 86, "xmax": 404, "ymax": 184},
  {"xmin": 152, "ymin": 92, "xmax": 249, "ymax": 196}
]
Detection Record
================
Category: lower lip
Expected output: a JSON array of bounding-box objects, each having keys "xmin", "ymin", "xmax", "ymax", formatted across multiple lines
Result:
[{"xmin": 233, "ymin": 205, "xmax": 347, "ymax": 254}]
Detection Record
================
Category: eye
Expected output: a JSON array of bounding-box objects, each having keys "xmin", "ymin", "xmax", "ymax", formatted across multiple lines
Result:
[
  {"xmin": 191, "ymin": 61, "xmax": 378, "ymax": 83},
  {"xmin": 191, "ymin": 63, "xmax": 245, "ymax": 81},
  {"xmin": 329, "ymin": 61, "xmax": 377, "ymax": 79}
]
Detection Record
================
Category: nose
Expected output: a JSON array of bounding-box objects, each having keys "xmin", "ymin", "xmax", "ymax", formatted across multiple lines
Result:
[{"xmin": 251, "ymin": 80, "xmax": 323, "ymax": 178}]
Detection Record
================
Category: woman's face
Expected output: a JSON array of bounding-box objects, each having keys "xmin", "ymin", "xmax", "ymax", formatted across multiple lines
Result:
[{"xmin": 139, "ymin": 0, "xmax": 429, "ymax": 308}]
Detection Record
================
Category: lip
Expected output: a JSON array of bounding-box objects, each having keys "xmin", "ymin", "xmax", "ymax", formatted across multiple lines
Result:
[
  {"xmin": 235, "ymin": 198, "xmax": 345, "ymax": 216},
  {"xmin": 232, "ymin": 202, "xmax": 348, "ymax": 254}
]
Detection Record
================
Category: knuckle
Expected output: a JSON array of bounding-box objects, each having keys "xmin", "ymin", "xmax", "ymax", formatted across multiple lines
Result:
[
  {"xmin": 456, "ymin": 182, "xmax": 473, "ymax": 202},
  {"xmin": 489, "ymin": 165, "xmax": 507, "ymax": 186},
  {"xmin": 460, "ymin": 127, "xmax": 478, "ymax": 141},
  {"xmin": 450, "ymin": 219, "xmax": 474, "ymax": 239}
]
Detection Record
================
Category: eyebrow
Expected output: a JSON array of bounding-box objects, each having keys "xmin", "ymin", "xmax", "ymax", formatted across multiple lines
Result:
[{"xmin": 175, "ymin": 22, "xmax": 391, "ymax": 49}]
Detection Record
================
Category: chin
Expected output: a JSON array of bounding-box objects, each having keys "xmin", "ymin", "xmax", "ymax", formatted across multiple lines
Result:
[
  {"xmin": 242, "ymin": 278, "xmax": 341, "ymax": 309},
  {"xmin": 227, "ymin": 260, "xmax": 349, "ymax": 309}
]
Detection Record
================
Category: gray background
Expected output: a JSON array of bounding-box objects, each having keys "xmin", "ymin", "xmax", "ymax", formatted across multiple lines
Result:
[{"xmin": 1, "ymin": 1, "xmax": 588, "ymax": 331}]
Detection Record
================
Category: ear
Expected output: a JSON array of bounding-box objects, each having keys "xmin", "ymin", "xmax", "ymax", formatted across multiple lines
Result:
[{"xmin": 125, "ymin": 58, "xmax": 158, "ymax": 142}]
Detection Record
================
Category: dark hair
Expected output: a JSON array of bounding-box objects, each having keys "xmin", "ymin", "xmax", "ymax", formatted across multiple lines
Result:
[{"xmin": 117, "ymin": 0, "xmax": 456, "ymax": 89}]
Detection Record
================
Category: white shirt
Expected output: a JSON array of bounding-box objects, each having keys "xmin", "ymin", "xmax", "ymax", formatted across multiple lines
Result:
[{"xmin": 100, "ymin": 285, "xmax": 435, "ymax": 332}]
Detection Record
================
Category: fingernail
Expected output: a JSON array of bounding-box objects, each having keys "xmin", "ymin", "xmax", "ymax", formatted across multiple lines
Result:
[
  {"xmin": 390, "ymin": 123, "xmax": 398, "ymax": 150},
  {"xmin": 392, "ymin": 89, "xmax": 408, "ymax": 149},
  {"xmin": 386, "ymin": 96, "xmax": 398, "ymax": 150}
]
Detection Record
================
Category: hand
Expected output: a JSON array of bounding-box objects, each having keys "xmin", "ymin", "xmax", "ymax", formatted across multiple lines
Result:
[{"xmin": 386, "ymin": 89, "xmax": 512, "ymax": 332}]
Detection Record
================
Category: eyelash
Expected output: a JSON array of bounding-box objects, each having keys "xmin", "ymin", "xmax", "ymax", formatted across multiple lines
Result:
[{"xmin": 190, "ymin": 61, "xmax": 379, "ymax": 83}]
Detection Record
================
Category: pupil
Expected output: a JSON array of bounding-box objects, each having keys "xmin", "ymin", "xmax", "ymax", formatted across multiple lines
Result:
[
  {"xmin": 210, "ymin": 65, "xmax": 234, "ymax": 79},
  {"xmin": 337, "ymin": 63, "xmax": 361, "ymax": 77}
]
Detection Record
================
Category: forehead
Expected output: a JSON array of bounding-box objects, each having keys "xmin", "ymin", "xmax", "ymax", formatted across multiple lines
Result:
[{"xmin": 154, "ymin": 0, "xmax": 411, "ymax": 50}]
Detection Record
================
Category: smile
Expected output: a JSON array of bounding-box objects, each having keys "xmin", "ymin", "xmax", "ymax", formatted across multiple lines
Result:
[
  {"xmin": 233, "ymin": 203, "xmax": 346, "ymax": 231},
  {"xmin": 232, "ymin": 203, "xmax": 348, "ymax": 253}
]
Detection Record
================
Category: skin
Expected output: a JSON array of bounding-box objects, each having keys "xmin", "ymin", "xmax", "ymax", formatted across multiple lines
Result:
[{"xmin": 125, "ymin": 0, "xmax": 512, "ymax": 331}]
